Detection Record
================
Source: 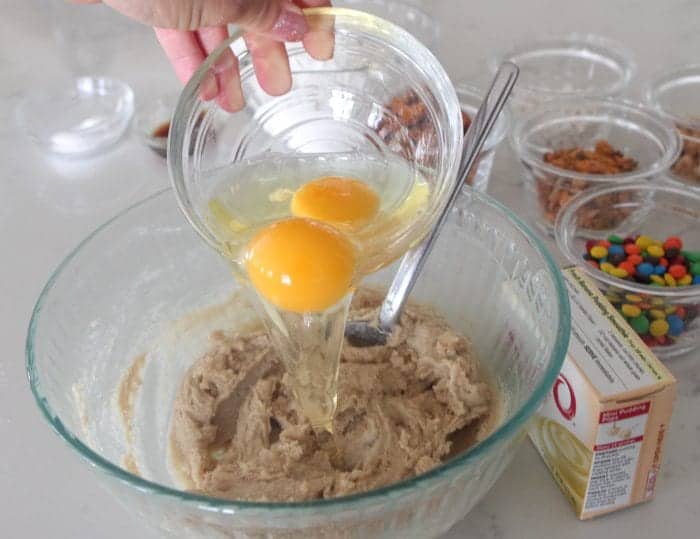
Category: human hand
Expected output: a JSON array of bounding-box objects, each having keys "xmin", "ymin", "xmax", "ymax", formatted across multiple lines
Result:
[{"xmin": 72, "ymin": 1, "xmax": 332, "ymax": 111}]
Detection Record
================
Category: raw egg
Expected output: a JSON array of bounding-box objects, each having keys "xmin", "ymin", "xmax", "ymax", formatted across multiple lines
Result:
[
  {"xmin": 291, "ymin": 176, "xmax": 380, "ymax": 228},
  {"xmin": 245, "ymin": 218, "xmax": 356, "ymax": 313}
]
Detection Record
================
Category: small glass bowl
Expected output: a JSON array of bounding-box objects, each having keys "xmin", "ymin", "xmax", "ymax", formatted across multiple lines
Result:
[
  {"xmin": 133, "ymin": 94, "xmax": 177, "ymax": 158},
  {"xmin": 511, "ymin": 97, "xmax": 680, "ymax": 234},
  {"xmin": 16, "ymin": 76, "xmax": 134, "ymax": 157},
  {"xmin": 491, "ymin": 34, "xmax": 635, "ymax": 118},
  {"xmin": 456, "ymin": 84, "xmax": 511, "ymax": 192},
  {"xmin": 334, "ymin": 0, "xmax": 439, "ymax": 50},
  {"xmin": 644, "ymin": 64, "xmax": 700, "ymax": 190},
  {"xmin": 556, "ymin": 183, "xmax": 700, "ymax": 359}
]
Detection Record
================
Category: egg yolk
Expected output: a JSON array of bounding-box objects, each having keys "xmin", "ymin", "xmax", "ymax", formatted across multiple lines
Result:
[
  {"xmin": 245, "ymin": 218, "xmax": 356, "ymax": 313},
  {"xmin": 291, "ymin": 176, "xmax": 380, "ymax": 228}
]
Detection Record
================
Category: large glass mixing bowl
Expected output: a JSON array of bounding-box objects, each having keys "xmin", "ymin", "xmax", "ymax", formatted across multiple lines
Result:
[
  {"xmin": 168, "ymin": 8, "xmax": 463, "ymax": 274},
  {"xmin": 27, "ymin": 187, "xmax": 569, "ymax": 538}
]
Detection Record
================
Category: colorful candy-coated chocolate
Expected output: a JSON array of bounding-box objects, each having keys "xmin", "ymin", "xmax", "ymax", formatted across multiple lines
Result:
[
  {"xmin": 647, "ymin": 244, "xmax": 664, "ymax": 258},
  {"xmin": 608, "ymin": 234, "xmax": 624, "ymax": 244},
  {"xmin": 650, "ymin": 275, "xmax": 665, "ymax": 285},
  {"xmin": 649, "ymin": 309, "xmax": 666, "ymax": 320},
  {"xmin": 664, "ymin": 273, "xmax": 677, "ymax": 286},
  {"xmin": 636, "ymin": 263, "xmax": 654, "ymax": 277},
  {"xmin": 664, "ymin": 236, "xmax": 682, "ymax": 251},
  {"xmin": 621, "ymin": 304, "xmax": 641, "ymax": 317},
  {"xmin": 668, "ymin": 264, "xmax": 687, "ymax": 279},
  {"xmin": 667, "ymin": 314, "xmax": 684, "ymax": 336},
  {"xmin": 690, "ymin": 262, "xmax": 700, "ymax": 276},
  {"xmin": 590, "ymin": 245, "xmax": 608, "ymax": 259},
  {"xmin": 624, "ymin": 244, "xmax": 641, "ymax": 255},
  {"xmin": 654, "ymin": 265, "xmax": 666, "ymax": 275},
  {"xmin": 629, "ymin": 314, "xmax": 650, "ymax": 335},
  {"xmin": 610, "ymin": 268, "xmax": 628, "ymax": 278},
  {"xmin": 649, "ymin": 319, "xmax": 670, "ymax": 337},
  {"xmin": 636, "ymin": 235, "xmax": 653, "ymax": 249}
]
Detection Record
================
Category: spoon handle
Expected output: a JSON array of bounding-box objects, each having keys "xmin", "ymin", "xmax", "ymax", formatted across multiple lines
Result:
[{"xmin": 377, "ymin": 62, "xmax": 519, "ymax": 333}]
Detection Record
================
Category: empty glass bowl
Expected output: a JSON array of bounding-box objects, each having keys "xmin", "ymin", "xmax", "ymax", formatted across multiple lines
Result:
[
  {"xmin": 168, "ymin": 7, "xmax": 462, "ymax": 273},
  {"xmin": 556, "ymin": 183, "xmax": 700, "ymax": 359},
  {"xmin": 644, "ymin": 64, "xmax": 700, "ymax": 190},
  {"xmin": 511, "ymin": 97, "xmax": 680, "ymax": 234},
  {"xmin": 27, "ymin": 186, "xmax": 569, "ymax": 538},
  {"xmin": 16, "ymin": 76, "xmax": 134, "ymax": 157},
  {"xmin": 456, "ymin": 84, "xmax": 511, "ymax": 192},
  {"xmin": 491, "ymin": 34, "xmax": 635, "ymax": 118}
]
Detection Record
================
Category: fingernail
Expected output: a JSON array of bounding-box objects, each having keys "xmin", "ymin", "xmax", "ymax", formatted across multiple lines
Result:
[
  {"xmin": 271, "ymin": 3, "xmax": 308, "ymax": 42},
  {"xmin": 200, "ymin": 70, "xmax": 219, "ymax": 101}
]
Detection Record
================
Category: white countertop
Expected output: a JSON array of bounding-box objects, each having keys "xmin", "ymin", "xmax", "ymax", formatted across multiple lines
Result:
[{"xmin": 1, "ymin": 1, "xmax": 698, "ymax": 537}]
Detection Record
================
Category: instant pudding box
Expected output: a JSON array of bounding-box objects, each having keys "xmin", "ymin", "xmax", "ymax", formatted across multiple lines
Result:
[{"xmin": 529, "ymin": 267, "xmax": 677, "ymax": 519}]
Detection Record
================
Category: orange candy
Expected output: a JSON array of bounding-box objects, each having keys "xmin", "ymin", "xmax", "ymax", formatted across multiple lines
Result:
[
  {"xmin": 624, "ymin": 244, "xmax": 641, "ymax": 255},
  {"xmin": 668, "ymin": 264, "xmax": 687, "ymax": 279},
  {"xmin": 618, "ymin": 261, "xmax": 636, "ymax": 276},
  {"xmin": 627, "ymin": 254, "xmax": 643, "ymax": 265}
]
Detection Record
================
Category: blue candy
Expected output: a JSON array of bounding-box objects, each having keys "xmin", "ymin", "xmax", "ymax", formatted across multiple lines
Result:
[
  {"xmin": 667, "ymin": 314, "xmax": 684, "ymax": 336},
  {"xmin": 654, "ymin": 265, "xmax": 666, "ymax": 275},
  {"xmin": 608, "ymin": 245, "xmax": 625, "ymax": 257},
  {"xmin": 637, "ymin": 262, "xmax": 654, "ymax": 277},
  {"xmin": 694, "ymin": 275, "xmax": 700, "ymax": 285}
]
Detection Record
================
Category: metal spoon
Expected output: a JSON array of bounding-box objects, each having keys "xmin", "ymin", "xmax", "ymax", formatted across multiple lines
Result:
[{"xmin": 344, "ymin": 62, "xmax": 519, "ymax": 347}]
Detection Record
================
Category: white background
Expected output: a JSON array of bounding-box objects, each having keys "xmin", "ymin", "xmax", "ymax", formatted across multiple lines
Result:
[{"xmin": 1, "ymin": 1, "xmax": 699, "ymax": 537}]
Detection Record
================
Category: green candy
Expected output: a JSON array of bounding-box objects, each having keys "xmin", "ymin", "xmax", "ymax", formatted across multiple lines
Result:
[
  {"xmin": 608, "ymin": 234, "xmax": 624, "ymax": 244},
  {"xmin": 691, "ymin": 261, "xmax": 700, "ymax": 276},
  {"xmin": 682, "ymin": 250, "xmax": 700, "ymax": 263},
  {"xmin": 629, "ymin": 314, "xmax": 650, "ymax": 335}
]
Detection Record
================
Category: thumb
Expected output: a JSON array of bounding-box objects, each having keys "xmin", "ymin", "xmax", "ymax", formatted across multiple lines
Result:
[{"xmin": 208, "ymin": 0, "xmax": 308, "ymax": 41}]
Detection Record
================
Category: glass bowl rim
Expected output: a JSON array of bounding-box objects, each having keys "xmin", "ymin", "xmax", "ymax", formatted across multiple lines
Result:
[
  {"xmin": 489, "ymin": 32, "xmax": 636, "ymax": 98},
  {"xmin": 26, "ymin": 185, "xmax": 570, "ymax": 512},
  {"xmin": 554, "ymin": 181, "xmax": 700, "ymax": 298},
  {"xmin": 643, "ymin": 63, "xmax": 700, "ymax": 134},
  {"xmin": 510, "ymin": 97, "xmax": 682, "ymax": 183}
]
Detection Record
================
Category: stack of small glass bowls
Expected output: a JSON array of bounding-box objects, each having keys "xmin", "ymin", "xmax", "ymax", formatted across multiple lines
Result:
[{"xmin": 490, "ymin": 34, "xmax": 636, "ymax": 119}]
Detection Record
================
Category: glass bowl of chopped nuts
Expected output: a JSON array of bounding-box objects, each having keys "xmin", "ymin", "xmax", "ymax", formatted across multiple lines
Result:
[
  {"xmin": 555, "ymin": 182, "xmax": 700, "ymax": 359},
  {"xmin": 512, "ymin": 97, "xmax": 681, "ymax": 234},
  {"xmin": 644, "ymin": 64, "xmax": 700, "ymax": 191}
]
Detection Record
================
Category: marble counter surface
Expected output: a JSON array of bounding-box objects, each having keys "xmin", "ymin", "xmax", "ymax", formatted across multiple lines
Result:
[{"xmin": 1, "ymin": 1, "xmax": 698, "ymax": 537}]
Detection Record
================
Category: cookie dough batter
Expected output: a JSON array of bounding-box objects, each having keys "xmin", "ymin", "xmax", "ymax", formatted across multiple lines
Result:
[{"xmin": 169, "ymin": 290, "xmax": 495, "ymax": 502}]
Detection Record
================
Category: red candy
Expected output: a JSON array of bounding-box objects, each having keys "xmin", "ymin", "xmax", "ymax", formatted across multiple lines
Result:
[
  {"xmin": 618, "ymin": 261, "xmax": 636, "ymax": 276},
  {"xmin": 627, "ymin": 254, "xmax": 643, "ymax": 265},
  {"xmin": 664, "ymin": 236, "xmax": 683, "ymax": 251},
  {"xmin": 624, "ymin": 244, "xmax": 641, "ymax": 255},
  {"xmin": 669, "ymin": 264, "xmax": 687, "ymax": 279},
  {"xmin": 586, "ymin": 259, "xmax": 600, "ymax": 270},
  {"xmin": 659, "ymin": 257, "xmax": 669, "ymax": 268},
  {"xmin": 676, "ymin": 307, "xmax": 686, "ymax": 319},
  {"xmin": 598, "ymin": 240, "xmax": 612, "ymax": 248},
  {"xmin": 585, "ymin": 239, "xmax": 597, "ymax": 252}
]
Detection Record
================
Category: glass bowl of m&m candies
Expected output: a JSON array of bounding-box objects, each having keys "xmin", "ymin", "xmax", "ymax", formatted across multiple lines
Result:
[{"xmin": 556, "ymin": 182, "xmax": 700, "ymax": 359}]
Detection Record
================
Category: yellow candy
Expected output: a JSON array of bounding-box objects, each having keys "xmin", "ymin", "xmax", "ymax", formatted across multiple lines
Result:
[
  {"xmin": 650, "ymin": 275, "xmax": 666, "ymax": 285},
  {"xmin": 600, "ymin": 262, "xmax": 615, "ymax": 273},
  {"xmin": 621, "ymin": 304, "xmax": 642, "ymax": 318},
  {"xmin": 647, "ymin": 245, "xmax": 665, "ymax": 258},
  {"xmin": 679, "ymin": 274, "xmax": 693, "ymax": 286},
  {"xmin": 636, "ymin": 235, "xmax": 653, "ymax": 249},
  {"xmin": 651, "ymin": 297, "xmax": 665, "ymax": 306},
  {"xmin": 590, "ymin": 245, "xmax": 608, "ymax": 259},
  {"xmin": 625, "ymin": 294, "xmax": 643, "ymax": 303},
  {"xmin": 649, "ymin": 319, "xmax": 670, "ymax": 337},
  {"xmin": 610, "ymin": 268, "xmax": 628, "ymax": 278},
  {"xmin": 649, "ymin": 309, "xmax": 666, "ymax": 320},
  {"xmin": 651, "ymin": 239, "xmax": 663, "ymax": 246},
  {"xmin": 664, "ymin": 273, "xmax": 677, "ymax": 287},
  {"xmin": 665, "ymin": 305, "xmax": 677, "ymax": 315}
]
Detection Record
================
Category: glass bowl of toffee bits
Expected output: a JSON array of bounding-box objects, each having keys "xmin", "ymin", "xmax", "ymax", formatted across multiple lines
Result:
[
  {"xmin": 377, "ymin": 84, "xmax": 510, "ymax": 192},
  {"xmin": 511, "ymin": 98, "xmax": 681, "ymax": 234},
  {"xmin": 556, "ymin": 183, "xmax": 700, "ymax": 359},
  {"xmin": 645, "ymin": 64, "xmax": 700, "ymax": 191}
]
